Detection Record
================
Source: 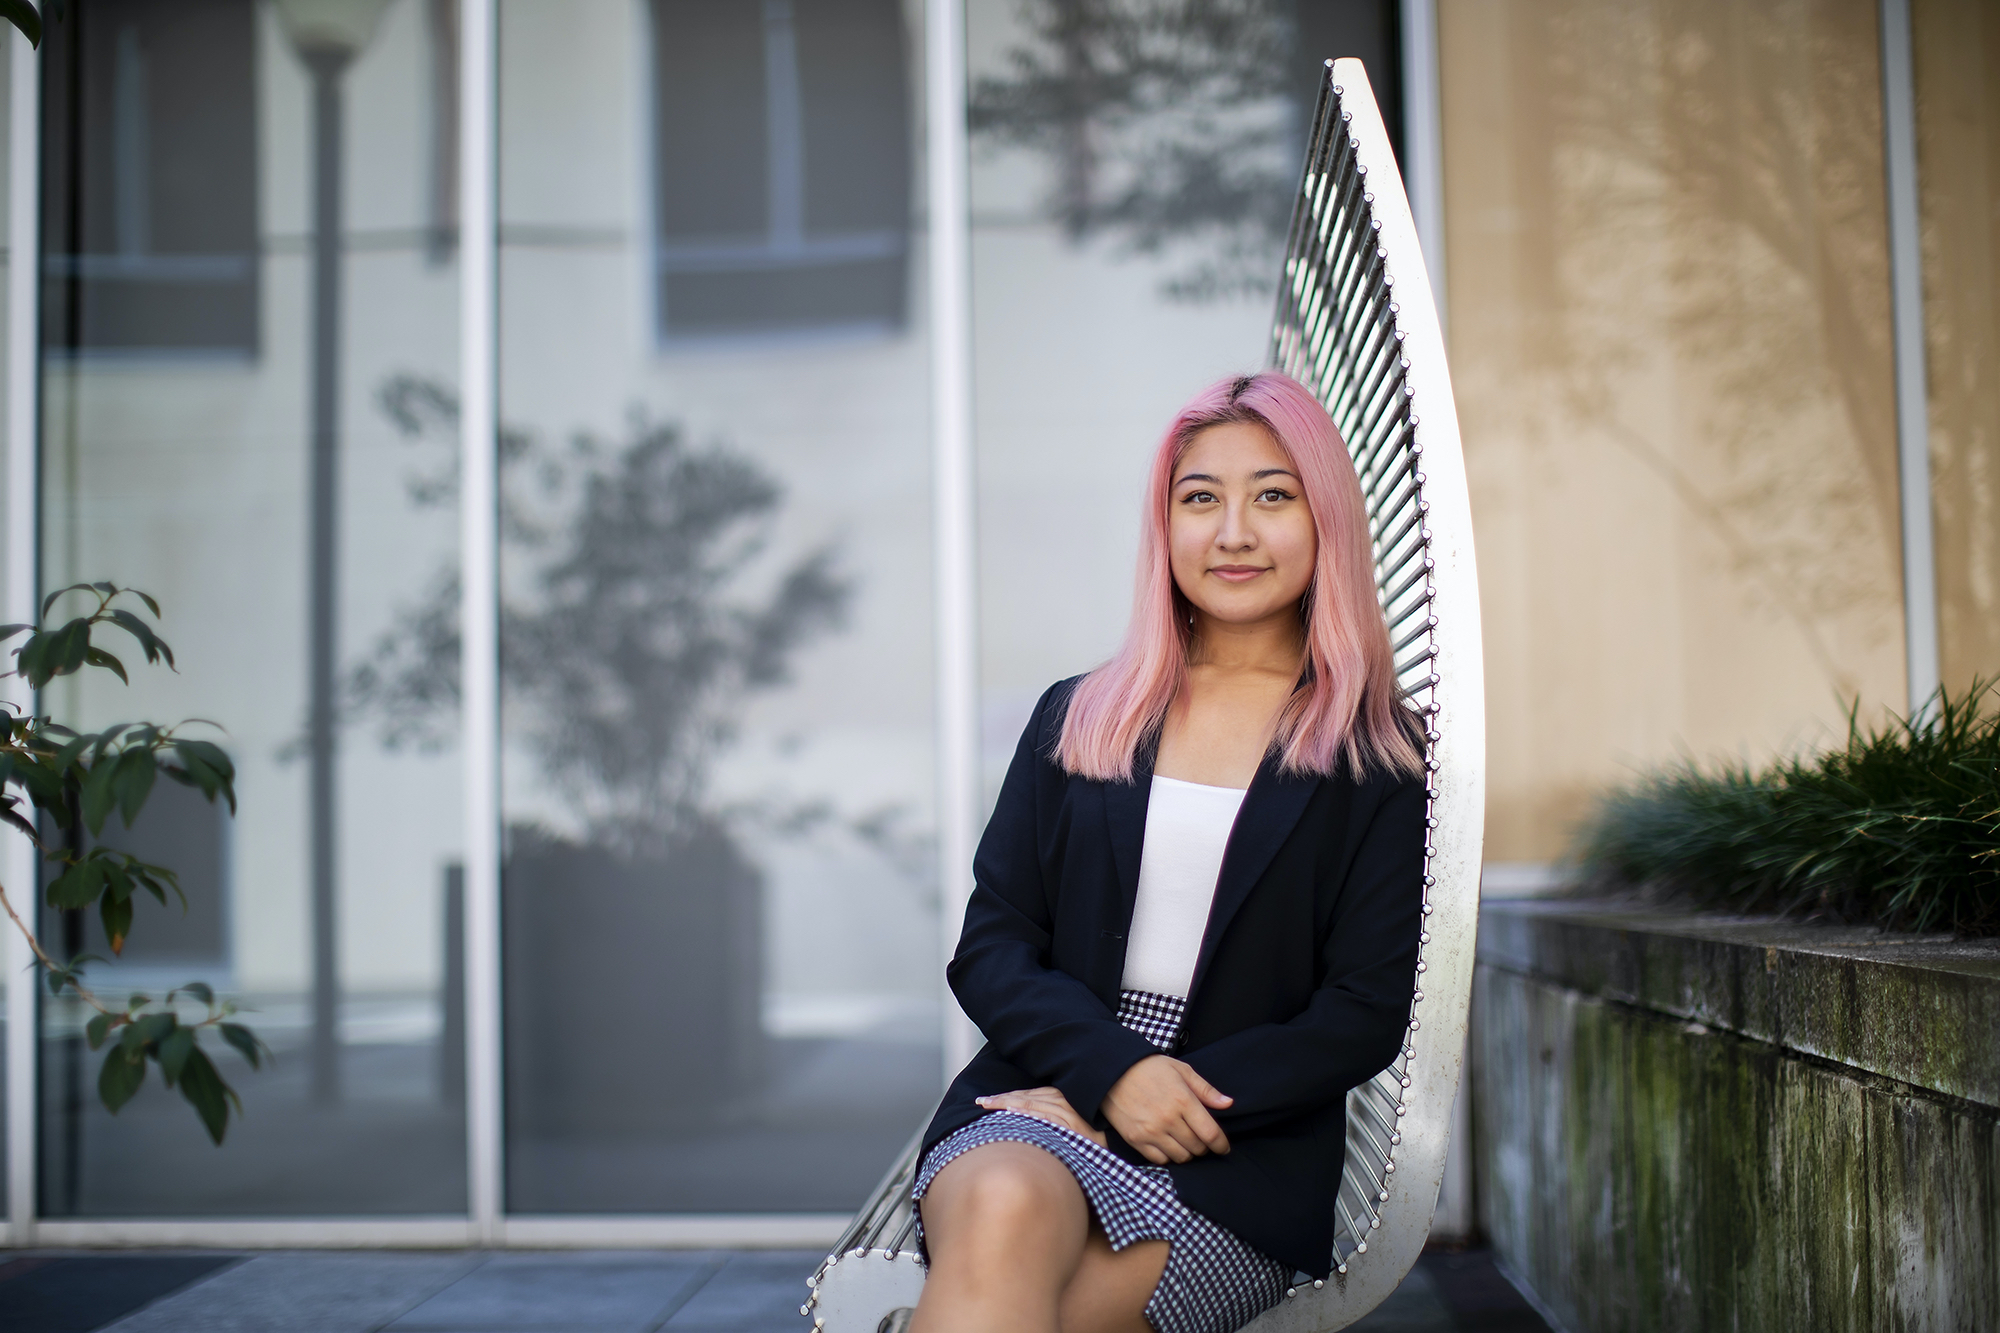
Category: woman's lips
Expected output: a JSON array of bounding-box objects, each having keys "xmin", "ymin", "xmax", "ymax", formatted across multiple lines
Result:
[{"xmin": 1209, "ymin": 565, "xmax": 1269, "ymax": 583}]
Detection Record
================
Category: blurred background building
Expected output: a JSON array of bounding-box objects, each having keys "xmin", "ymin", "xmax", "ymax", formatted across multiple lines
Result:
[{"xmin": 0, "ymin": 0, "xmax": 1991, "ymax": 1245}]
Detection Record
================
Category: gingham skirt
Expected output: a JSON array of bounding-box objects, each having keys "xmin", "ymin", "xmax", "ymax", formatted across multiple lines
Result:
[{"xmin": 913, "ymin": 991, "xmax": 1291, "ymax": 1333}]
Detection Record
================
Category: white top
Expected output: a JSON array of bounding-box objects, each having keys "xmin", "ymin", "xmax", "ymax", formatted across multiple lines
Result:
[{"xmin": 1119, "ymin": 775, "xmax": 1249, "ymax": 999}]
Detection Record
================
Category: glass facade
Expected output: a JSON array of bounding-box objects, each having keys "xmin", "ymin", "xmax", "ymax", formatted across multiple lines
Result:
[
  {"xmin": 965, "ymin": 0, "xmax": 1403, "ymax": 789},
  {"xmin": 492, "ymin": 0, "xmax": 938, "ymax": 1214},
  {"xmin": 33, "ymin": 0, "xmax": 466, "ymax": 1214},
  {"xmin": 0, "ymin": 0, "xmax": 1977, "ymax": 1238}
]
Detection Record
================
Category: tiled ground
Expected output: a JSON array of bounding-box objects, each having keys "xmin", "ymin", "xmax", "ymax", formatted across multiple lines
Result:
[{"xmin": 0, "ymin": 1246, "xmax": 1550, "ymax": 1332}]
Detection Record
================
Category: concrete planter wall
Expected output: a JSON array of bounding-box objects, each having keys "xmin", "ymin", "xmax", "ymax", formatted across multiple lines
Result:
[{"xmin": 1471, "ymin": 900, "xmax": 1999, "ymax": 1333}]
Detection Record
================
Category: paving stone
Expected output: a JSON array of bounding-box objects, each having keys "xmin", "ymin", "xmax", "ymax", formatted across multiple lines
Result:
[
  {"xmin": 387, "ymin": 1252, "xmax": 726, "ymax": 1332},
  {"xmin": 99, "ymin": 1252, "xmax": 485, "ymax": 1333},
  {"xmin": 1347, "ymin": 1263, "xmax": 1457, "ymax": 1332},
  {"xmin": 0, "ymin": 1255, "xmax": 237, "ymax": 1333},
  {"xmin": 658, "ymin": 1252, "xmax": 822, "ymax": 1331}
]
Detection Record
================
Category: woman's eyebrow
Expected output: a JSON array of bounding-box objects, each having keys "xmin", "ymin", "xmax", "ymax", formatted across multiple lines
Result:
[{"xmin": 1175, "ymin": 467, "xmax": 1299, "ymax": 486}]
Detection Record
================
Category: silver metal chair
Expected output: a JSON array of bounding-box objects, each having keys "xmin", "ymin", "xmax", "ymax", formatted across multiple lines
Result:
[{"xmin": 804, "ymin": 58, "xmax": 1485, "ymax": 1333}]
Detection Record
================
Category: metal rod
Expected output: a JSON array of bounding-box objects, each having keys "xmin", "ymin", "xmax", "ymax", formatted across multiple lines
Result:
[
  {"xmin": 5, "ymin": 23, "xmax": 43, "ymax": 1245},
  {"xmin": 927, "ymin": 0, "xmax": 982, "ymax": 1083},
  {"xmin": 1387, "ymin": 594, "xmax": 1435, "ymax": 636},
  {"xmin": 1373, "ymin": 503, "xmax": 1427, "ymax": 565},
  {"xmin": 1372, "ymin": 518, "xmax": 1426, "ymax": 578},
  {"xmin": 1400, "ymin": 0, "xmax": 1448, "ymax": 329},
  {"xmin": 1375, "ymin": 529, "xmax": 1434, "ymax": 591},
  {"xmin": 1392, "ymin": 617, "xmax": 1437, "ymax": 657},
  {"xmin": 1347, "ymin": 1107, "xmax": 1391, "ymax": 1166},
  {"xmin": 1372, "ymin": 453, "xmax": 1422, "ymax": 510},
  {"xmin": 1321, "ymin": 298, "xmax": 1398, "ymax": 430},
  {"xmin": 1352, "ymin": 411, "xmax": 1415, "ymax": 490},
  {"xmin": 1365, "ymin": 441, "xmax": 1419, "ymax": 509},
  {"xmin": 1269, "ymin": 64, "xmax": 1337, "ymax": 361},
  {"xmin": 1354, "ymin": 375, "xmax": 1414, "ymax": 480},
  {"xmin": 1879, "ymin": 0, "xmax": 1940, "ymax": 717},
  {"xmin": 458, "ymin": 0, "xmax": 504, "ymax": 1241},
  {"xmin": 1344, "ymin": 1133, "xmax": 1391, "ymax": 1197},
  {"xmin": 303, "ymin": 48, "xmax": 349, "ymax": 1108}
]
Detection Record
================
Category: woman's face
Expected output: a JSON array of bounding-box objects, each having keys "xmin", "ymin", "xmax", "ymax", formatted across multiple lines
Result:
[{"xmin": 1168, "ymin": 421, "xmax": 1318, "ymax": 633}]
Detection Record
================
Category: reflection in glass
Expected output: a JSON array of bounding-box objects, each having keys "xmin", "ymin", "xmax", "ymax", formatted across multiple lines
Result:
[
  {"xmin": 967, "ymin": 0, "xmax": 1402, "ymax": 785},
  {"xmin": 34, "ymin": 0, "xmax": 465, "ymax": 1214},
  {"xmin": 491, "ymin": 0, "xmax": 938, "ymax": 1214},
  {"xmin": 652, "ymin": 0, "xmax": 909, "ymax": 338}
]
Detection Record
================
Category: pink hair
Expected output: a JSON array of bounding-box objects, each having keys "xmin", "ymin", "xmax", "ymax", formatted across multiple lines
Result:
[{"xmin": 1055, "ymin": 371, "xmax": 1423, "ymax": 783}]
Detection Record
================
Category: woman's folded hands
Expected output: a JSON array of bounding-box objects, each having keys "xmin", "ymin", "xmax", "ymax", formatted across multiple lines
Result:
[
  {"xmin": 975, "ymin": 1055, "xmax": 1233, "ymax": 1165},
  {"xmin": 974, "ymin": 1086, "xmax": 1108, "ymax": 1147}
]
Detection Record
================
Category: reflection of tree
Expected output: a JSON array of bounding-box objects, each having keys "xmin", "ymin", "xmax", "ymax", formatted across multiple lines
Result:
[
  {"xmin": 1507, "ymin": 1, "xmax": 1901, "ymax": 695},
  {"xmin": 970, "ymin": 0, "xmax": 1299, "ymax": 299},
  {"xmin": 345, "ymin": 377, "xmax": 850, "ymax": 858}
]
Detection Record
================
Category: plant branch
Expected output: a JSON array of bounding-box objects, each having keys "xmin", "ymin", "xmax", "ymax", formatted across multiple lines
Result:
[{"xmin": 0, "ymin": 871, "xmax": 113, "ymax": 1015}]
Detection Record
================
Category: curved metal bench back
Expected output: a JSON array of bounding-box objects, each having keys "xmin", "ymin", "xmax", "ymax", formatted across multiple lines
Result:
[
  {"xmin": 804, "ymin": 56, "xmax": 1484, "ymax": 1333},
  {"xmin": 1247, "ymin": 58, "xmax": 1485, "ymax": 1331}
]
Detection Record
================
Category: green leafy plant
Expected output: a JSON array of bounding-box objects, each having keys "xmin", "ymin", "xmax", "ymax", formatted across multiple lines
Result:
[
  {"xmin": 1573, "ymin": 681, "xmax": 2000, "ymax": 936},
  {"xmin": 0, "ymin": 583, "xmax": 265, "ymax": 1143}
]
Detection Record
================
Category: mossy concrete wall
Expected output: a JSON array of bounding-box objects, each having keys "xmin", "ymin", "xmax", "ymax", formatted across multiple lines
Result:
[{"xmin": 1471, "ymin": 901, "xmax": 2000, "ymax": 1333}]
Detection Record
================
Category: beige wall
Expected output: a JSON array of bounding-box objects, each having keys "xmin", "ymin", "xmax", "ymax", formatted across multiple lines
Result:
[
  {"xmin": 1439, "ymin": 0, "xmax": 1907, "ymax": 861},
  {"xmin": 1913, "ymin": 0, "xmax": 2000, "ymax": 695}
]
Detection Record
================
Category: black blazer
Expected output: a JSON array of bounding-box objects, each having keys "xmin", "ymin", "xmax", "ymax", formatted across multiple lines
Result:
[{"xmin": 923, "ymin": 677, "xmax": 1426, "ymax": 1278}]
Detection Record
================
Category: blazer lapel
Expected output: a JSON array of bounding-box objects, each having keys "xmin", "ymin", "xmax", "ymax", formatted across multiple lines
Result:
[
  {"xmin": 1187, "ymin": 754, "xmax": 1320, "ymax": 1001},
  {"xmin": 1102, "ymin": 734, "xmax": 1157, "ymax": 932}
]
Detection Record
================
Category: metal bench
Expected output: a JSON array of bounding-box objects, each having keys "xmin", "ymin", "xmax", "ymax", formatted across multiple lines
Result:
[{"xmin": 803, "ymin": 58, "xmax": 1485, "ymax": 1332}]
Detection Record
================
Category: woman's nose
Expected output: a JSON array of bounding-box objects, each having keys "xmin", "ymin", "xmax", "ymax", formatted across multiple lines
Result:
[{"xmin": 1217, "ymin": 502, "xmax": 1257, "ymax": 548}]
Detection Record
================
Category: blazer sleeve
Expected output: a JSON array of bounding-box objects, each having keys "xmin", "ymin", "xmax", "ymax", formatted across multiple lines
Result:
[
  {"xmin": 1180, "ymin": 773, "xmax": 1426, "ymax": 1132},
  {"xmin": 946, "ymin": 685, "xmax": 1160, "ymax": 1123}
]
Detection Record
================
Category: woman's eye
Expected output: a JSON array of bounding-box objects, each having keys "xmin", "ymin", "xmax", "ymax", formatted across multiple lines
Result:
[
  {"xmin": 1181, "ymin": 490, "xmax": 1217, "ymax": 504},
  {"xmin": 1259, "ymin": 488, "xmax": 1295, "ymax": 503}
]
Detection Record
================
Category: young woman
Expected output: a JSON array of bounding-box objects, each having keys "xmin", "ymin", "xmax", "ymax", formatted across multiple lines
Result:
[{"xmin": 909, "ymin": 371, "xmax": 1428, "ymax": 1333}]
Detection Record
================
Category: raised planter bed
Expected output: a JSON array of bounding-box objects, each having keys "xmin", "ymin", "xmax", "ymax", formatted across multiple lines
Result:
[{"xmin": 1471, "ymin": 898, "xmax": 2000, "ymax": 1333}]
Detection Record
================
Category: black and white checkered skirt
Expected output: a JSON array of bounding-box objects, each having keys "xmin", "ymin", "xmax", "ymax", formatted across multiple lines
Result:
[{"xmin": 913, "ymin": 991, "xmax": 1291, "ymax": 1333}]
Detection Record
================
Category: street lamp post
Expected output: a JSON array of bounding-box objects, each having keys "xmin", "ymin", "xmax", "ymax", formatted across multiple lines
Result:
[{"xmin": 274, "ymin": 0, "xmax": 391, "ymax": 1106}]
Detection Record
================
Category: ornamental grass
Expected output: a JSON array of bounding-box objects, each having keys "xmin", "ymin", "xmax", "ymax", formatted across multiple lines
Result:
[{"xmin": 1573, "ymin": 681, "xmax": 2000, "ymax": 937}]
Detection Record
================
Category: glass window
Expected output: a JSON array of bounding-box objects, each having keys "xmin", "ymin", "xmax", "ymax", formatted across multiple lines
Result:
[
  {"xmin": 498, "ymin": 0, "xmax": 938, "ymax": 1215},
  {"xmin": 966, "ymin": 0, "xmax": 1403, "ymax": 792},
  {"xmin": 652, "ymin": 0, "xmax": 910, "ymax": 339},
  {"xmin": 35, "ymin": 0, "xmax": 466, "ymax": 1216},
  {"xmin": 39, "ymin": 0, "xmax": 259, "ymax": 355}
]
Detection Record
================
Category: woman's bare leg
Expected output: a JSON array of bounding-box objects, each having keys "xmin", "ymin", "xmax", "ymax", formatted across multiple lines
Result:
[
  {"xmin": 912, "ymin": 1142, "xmax": 1090, "ymax": 1333},
  {"xmin": 1058, "ymin": 1227, "xmax": 1169, "ymax": 1333}
]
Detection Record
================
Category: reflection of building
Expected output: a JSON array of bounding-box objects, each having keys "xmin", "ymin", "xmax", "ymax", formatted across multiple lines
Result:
[{"xmin": 0, "ymin": 0, "xmax": 1993, "ymax": 1251}]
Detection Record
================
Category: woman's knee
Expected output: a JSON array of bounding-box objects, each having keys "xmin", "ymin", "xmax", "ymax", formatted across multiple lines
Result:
[{"xmin": 925, "ymin": 1144, "xmax": 1086, "ymax": 1240}]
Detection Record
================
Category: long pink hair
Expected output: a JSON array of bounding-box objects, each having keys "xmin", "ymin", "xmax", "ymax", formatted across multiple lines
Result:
[{"xmin": 1055, "ymin": 371, "xmax": 1423, "ymax": 782}]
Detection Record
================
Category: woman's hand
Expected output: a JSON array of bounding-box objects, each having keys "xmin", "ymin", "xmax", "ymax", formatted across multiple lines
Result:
[
  {"xmin": 975, "ymin": 1087, "xmax": 1108, "ymax": 1148},
  {"xmin": 1101, "ymin": 1055, "xmax": 1233, "ymax": 1164}
]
